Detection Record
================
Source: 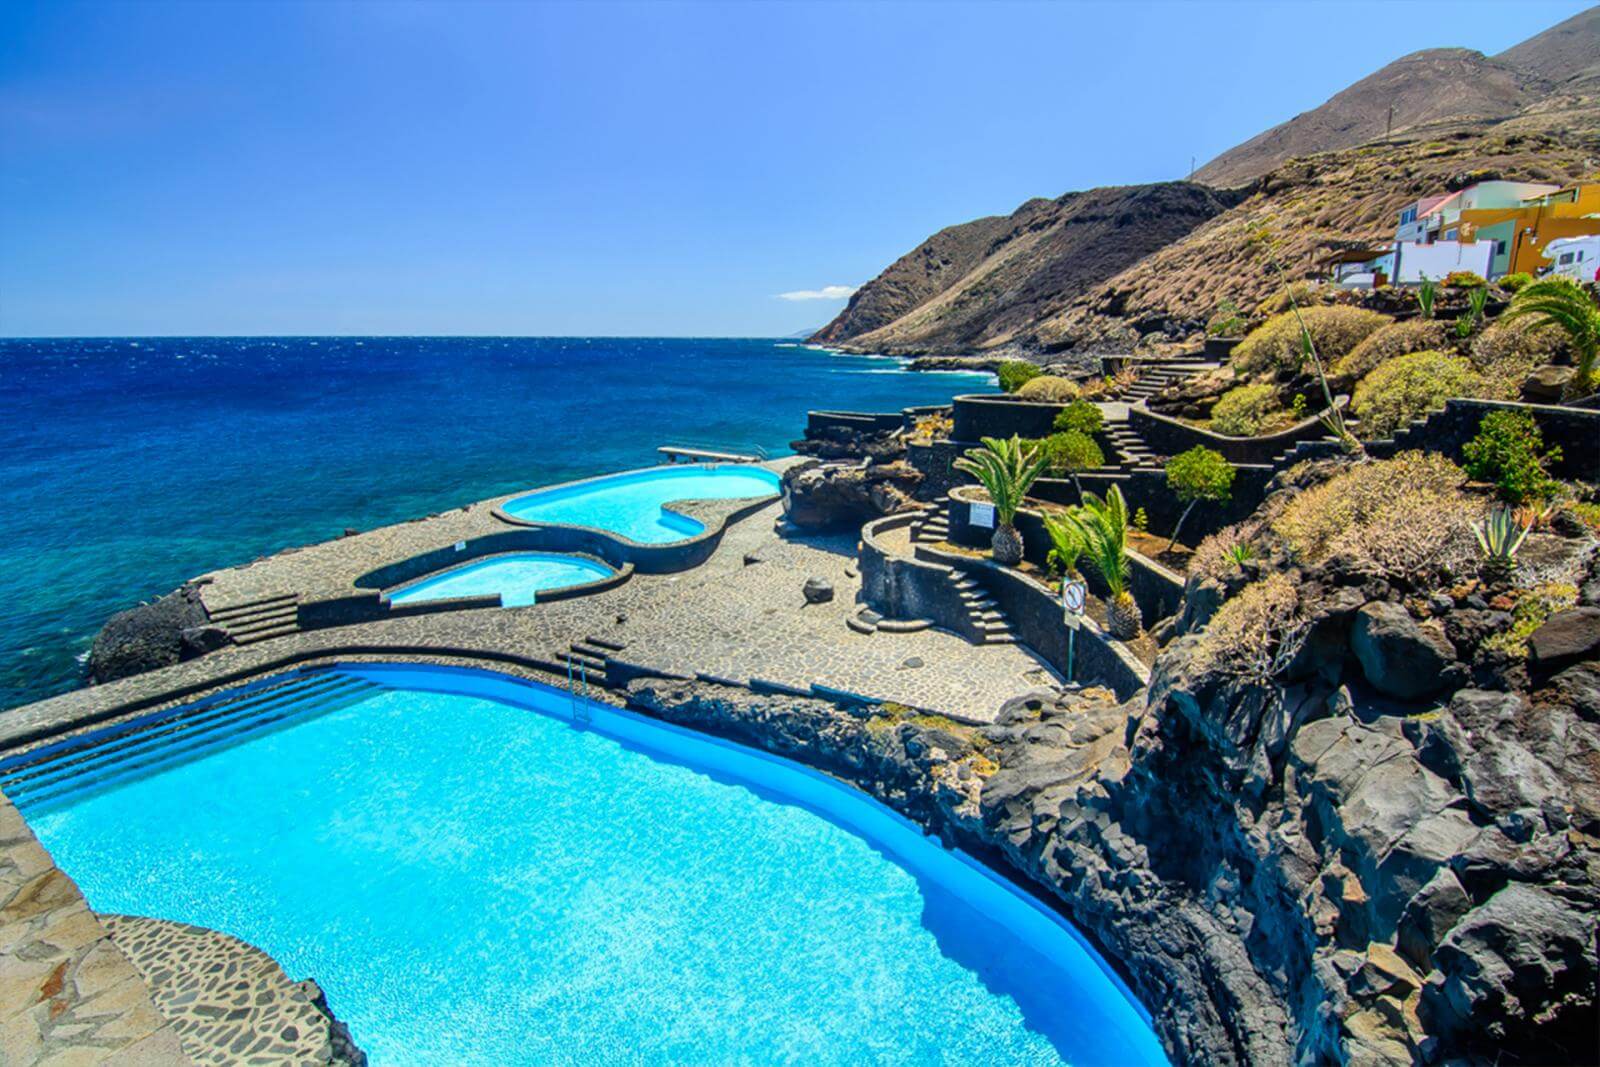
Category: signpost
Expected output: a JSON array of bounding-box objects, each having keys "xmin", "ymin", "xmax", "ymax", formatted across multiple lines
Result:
[
  {"xmin": 1061, "ymin": 579, "xmax": 1087, "ymax": 682},
  {"xmin": 969, "ymin": 502, "xmax": 995, "ymax": 529}
]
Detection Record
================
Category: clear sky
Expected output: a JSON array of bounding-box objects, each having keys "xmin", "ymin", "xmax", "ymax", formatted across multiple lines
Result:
[{"xmin": 1, "ymin": 0, "xmax": 1591, "ymax": 338}]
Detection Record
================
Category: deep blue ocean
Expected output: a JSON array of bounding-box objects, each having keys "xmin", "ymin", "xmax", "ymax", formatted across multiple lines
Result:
[{"xmin": 1, "ymin": 337, "xmax": 991, "ymax": 711}]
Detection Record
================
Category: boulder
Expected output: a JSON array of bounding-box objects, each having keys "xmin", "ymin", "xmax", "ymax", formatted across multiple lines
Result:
[
  {"xmin": 1520, "ymin": 365, "xmax": 1576, "ymax": 403},
  {"xmin": 179, "ymin": 624, "xmax": 233, "ymax": 657},
  {"xmin": 1528, "ymin": 607, "xmax": 1600, "ymax": 670},
  {"xmin": 781, "ymin": 459, "xmax": 922, "ymax": 529},
  {"xmin": 801, "ymin": 577, "xmax": 835, "ymax": 604},
  {"xmin": 1350, "ymin": 602, "xmax": 1456, "ymax": 701},
  {"xmin": 87, "ymin": 583, "xmax": 213, "ymax": 684}
]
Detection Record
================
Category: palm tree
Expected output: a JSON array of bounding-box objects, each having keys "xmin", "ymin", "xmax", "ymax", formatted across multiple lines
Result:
[
  {"xmin": 1503, "ymin": 276, "xmax": 1598, "ymax": 396},
  {"xmin": 1069, "ymin": 485, "xmax": 1142, "ymax": 639},
  {"xmin": 1042, "ymin": 511, "xmax": 1084, "ymax": 578},
  {"xmin": 953, "ymin": 436, "xmax": 1049, "ymax": 566}
]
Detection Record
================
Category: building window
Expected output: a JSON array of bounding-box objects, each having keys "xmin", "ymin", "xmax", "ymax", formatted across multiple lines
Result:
[{"xmin": 1495, "ymin": 240, "xmax": 1507, "ymax": 256}]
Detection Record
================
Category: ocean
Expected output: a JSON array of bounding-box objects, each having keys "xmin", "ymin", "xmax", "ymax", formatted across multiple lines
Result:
[{"xmin": 0, "ymin": 336, "xmax": 991, "ymax": 711}]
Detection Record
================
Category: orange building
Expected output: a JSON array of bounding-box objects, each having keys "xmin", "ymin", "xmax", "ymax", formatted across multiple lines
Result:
[{"xmin": 1458, "ymin": 181, "xmax": 1600, "ymax": 277}]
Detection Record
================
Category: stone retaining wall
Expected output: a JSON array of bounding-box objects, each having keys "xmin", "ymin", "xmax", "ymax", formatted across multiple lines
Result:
[{"xmin": 1129, "ymin": 403, "xmax": 1343, "ymax": 465}]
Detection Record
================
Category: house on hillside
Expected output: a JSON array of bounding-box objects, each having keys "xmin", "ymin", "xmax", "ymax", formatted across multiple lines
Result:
[
  {"xmin": 1457, "ymin": 180, "xmax": 1600, "ymax": 278},
  {"xmin": 1392, "ymin": 179, "xmax": 1567, "ymax": 282},
  {"xmin": 1321, "ymin": 246, "xmax": 1395, "ymax": 288}
]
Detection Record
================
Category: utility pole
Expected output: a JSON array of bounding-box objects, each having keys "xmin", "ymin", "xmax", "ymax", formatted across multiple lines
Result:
[
  {"xmin": 1385, "ymin": 104, "xmax": 1394, "ymax": 140},
  {"xmin": 1189, "ymin": 155, "xmax": 1196, "ymax": 181}
]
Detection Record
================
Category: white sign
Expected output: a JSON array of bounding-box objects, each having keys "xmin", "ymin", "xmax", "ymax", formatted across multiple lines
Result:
[
  {"xmin": 970, "ymin": 502, "xmax": 996, "ymax": 529},
  {"xmin": 1062, "ymin": 611, "xmax": 1081, "ymax": 631},
  {"xmin": 454, "ymin": 541, "xmax": 466, "ymax": 552},
  {"xmin": 1062, "ymin": 580, "xmax": 1087, "ymax": 614}
]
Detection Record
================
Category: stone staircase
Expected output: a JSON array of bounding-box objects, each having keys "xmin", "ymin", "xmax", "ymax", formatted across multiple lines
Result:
[
  {"xmin": 208, "ymin": 593, "xmax": 301, "ymax": 646},
  {"xmin": 949, "ymin": 569, "xmax": 1017, "ymax": 644},
  {"xmin": 554, "ymin": 634, "xmax": 626, "ymax": 677},
  {"xmin": 1103, "ymin": 419, "xmax": 1160, "ymax": 471},
  {"xmin": 1117, "ymin": 357, "xmax": 1218, "ymax": 403},
  {"xmin": 909, "ymin": 501, "xmax": 951, "ymax": 544}
]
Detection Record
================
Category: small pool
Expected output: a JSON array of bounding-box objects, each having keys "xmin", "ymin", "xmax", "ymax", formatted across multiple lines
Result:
[
  {"xmin": 16, "ymin": 664, "xmax": 1166, "ymax": 1066},
  {"xmin": 385, "ymin": 552, "xmax": 612, "ymax": 608},
  {"xmin": 501, "ymin": 464, "xmax": 781, "ymax": 544}
]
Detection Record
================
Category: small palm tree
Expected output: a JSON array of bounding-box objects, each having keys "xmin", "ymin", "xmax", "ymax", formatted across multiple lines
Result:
[
  {"xmin": 1042, "ymin": 511, "xmax": 1084, "ymax": 578},
  {"xmin": 1503, "ymin": 276, "xmax": 1598, "ymax": 396},
  {"xmin": 954, "ymin": 435, "xmax": 1048, "ymax": 565},
  {"xmin": 1069, "ymin": 485, "xmax": 1142, "ymax": 638}
]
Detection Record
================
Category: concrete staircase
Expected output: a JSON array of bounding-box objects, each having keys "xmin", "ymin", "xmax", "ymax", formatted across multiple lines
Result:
[
  {"xmin": 208, "ymin": 593, "xmax": 301, "ymax": 646},
  {"xmin": 1118, "ymin": 357, "xmax": 1218, "ymax": 403},
  {"xmin": 1103, "ymin": 420, "xmax": 1160, "ymax": 471},
  {"xmin": 909, "ymin": 501, "xmax": 951, "ymax": 544},
  {"xmin": 949, "ymin": 569, "xmax": 1017, "ymax": 644},
  {"xmin": 555, "ymin": 633, "xmax": 626, "ymax": 677}
]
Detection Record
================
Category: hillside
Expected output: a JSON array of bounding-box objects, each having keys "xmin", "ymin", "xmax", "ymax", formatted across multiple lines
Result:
[
  {"xmin": 816, "ymin": 6, "xmax": 1600, "ymax": 358},
  {"xmin": 813, "ymin": 183, "xmax": 1244, "ymax": 355}
]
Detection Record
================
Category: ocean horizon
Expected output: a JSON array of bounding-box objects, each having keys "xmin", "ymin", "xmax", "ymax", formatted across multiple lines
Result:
[{"xmin": 0, "ymin": 336, "xmax": 991, "ymax": 710}]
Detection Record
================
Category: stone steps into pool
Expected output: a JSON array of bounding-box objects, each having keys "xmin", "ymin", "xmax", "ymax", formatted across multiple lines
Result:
[
  {"xmin": 950, "ymin": 571, "xmax": 1017, "ymax": 645},
  {"xmin": 209, "ymin": 593, "xmax": 302, "ymax": 645},
  {"xmin": 554, "ymin": 635, "xmax": 625, "ymax": 679},
  {"xmin": 0, "ymin": 672, "xmax": 381, "ymax": 809}
]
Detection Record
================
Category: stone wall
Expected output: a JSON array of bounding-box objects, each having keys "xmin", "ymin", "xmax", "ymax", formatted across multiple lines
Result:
[
  {"xmin": 1129, "ymin": 405, "xmax": 1340, "ymax": 465},
  {"xmin": 951, "ymin": 394, "xmax": 1064, "ymax": 442}
]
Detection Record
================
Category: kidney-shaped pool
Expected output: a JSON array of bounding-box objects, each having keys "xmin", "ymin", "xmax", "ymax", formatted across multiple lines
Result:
[
  {"xmin": 15, "ymin": 664, "xmax": 1166, "ymax": 1066},
  {"xmin": 500, "ymin": 464, "xmax": 781, "ymax": 544}
]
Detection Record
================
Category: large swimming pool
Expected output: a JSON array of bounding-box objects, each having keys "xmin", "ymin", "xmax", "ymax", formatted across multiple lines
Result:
[
  {"xmin": 501, "ymin": 464, "xmax": 781, "ymax": 544},
  {"xmin": 16, "ymin": 664, "xmax": 1165, "ymax": 1066},
  {"xmin": 386, "ymin": 552, "xmax": 613, "ymax": 608}
]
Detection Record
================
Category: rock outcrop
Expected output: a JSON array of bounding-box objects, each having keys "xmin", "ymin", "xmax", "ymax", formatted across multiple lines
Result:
[
  {"xmin": 86, "ymin": 582, "xmax": 225, "ymax": 685},
  {"xmin": 780, "ymin": 458, "xmax": 922, "ymax": 530}
]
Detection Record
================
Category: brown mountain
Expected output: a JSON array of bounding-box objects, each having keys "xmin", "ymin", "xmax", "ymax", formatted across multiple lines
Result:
[{"xmin": 815, "ymin": 7, "xmax": 1600, "ymax": 358}]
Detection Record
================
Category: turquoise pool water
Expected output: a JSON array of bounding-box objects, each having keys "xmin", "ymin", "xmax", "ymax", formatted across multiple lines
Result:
[
  {"xmin": 501, "ymin": 464, "xmax": 781, "ymax": 543},
  {"xmin": 386, "ymin": 552, "xmax": 613, "ymax": 608},
  {"xmin": 20, "ymin": 665, "xmax": 1165, "ymax": 1066}
]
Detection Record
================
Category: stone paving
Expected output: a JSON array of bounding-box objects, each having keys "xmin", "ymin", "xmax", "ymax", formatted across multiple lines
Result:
[
  {"xmin": 0, "ymin": 794, "xmax": 189, "ymax": 1065},
  {"xmin": 102, "ymin": 916, "xmax": 349, "ymax": 1066}
]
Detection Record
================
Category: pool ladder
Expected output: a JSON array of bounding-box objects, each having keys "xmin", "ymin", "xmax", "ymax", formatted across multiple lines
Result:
[{"xmin": 565, "ymin": 658, "xmax": 593, "ymax": 725}]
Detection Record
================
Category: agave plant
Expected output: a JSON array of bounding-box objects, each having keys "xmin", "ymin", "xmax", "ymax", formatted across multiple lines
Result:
[
  {"xmin": 1042, "ymin": 511, "xmax": 1084, "ymax": 577},
  {"xmin": 1503, "ymin": 276, "xmax": 1599, "ymax": 396},
  {"xmin": 1472, "ymin": 506, "xmax": 1531, "ymax": 587},
  {"xmin": 1069, "ymin": 485, "xmax": 1142, "ymax": 638},
  {"xmin": 1417, "ymin": 275, "xmax": 1437, "ymax": 320},
  {"xmin": 953, "ymin": 435, "xmax": 1049, "ymax": 566},
  {"xmin": 1456, "ymin": 285, "xmax": 1489, "ymax": 339}
]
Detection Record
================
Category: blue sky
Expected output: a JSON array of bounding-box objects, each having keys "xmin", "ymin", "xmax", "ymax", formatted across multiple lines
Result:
[{"xmin": 1, "ymin": 0, "xmax": 1590, "ymax": 338}]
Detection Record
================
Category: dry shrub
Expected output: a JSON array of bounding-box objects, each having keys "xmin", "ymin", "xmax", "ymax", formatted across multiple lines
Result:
[
  {"xmin": 1211, "ymin": 383, "xmax": 1279, "ymax": 435},
  {"xmin": 1197, "ymin": 573, "xmax": 1309, "ymax": 684},
  {"xmin": 1334, "ymin": 319, "xmax": 1450, "ymax": 383},
  {"xmin": 1190, "ymin": 523, "xmax": 1258, "ymax": 582},
  {"xmin": 1254, "ymin": 281, "xmax": 1322, "ymax": 317},
  {"xmin": 1470, "ymin": 317, "xmax": 1573, "ymax": 398},
  {"xmin": 1233, "ymin": 306, "xmax": 1392, "ymax": 375},
  {"xmin": 1271, "ymin": 452, "xmax": 1483, "ymax": 578},
  {"xmin": 1015, "ymin": 375, "xmax": 1081, "ymax": 402},
  {"xmin": 1352, "ymin": 350, "xmax": 1480, "ymax": 439}
]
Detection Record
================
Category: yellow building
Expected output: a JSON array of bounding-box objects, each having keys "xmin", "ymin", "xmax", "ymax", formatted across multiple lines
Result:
[{"xmin": 1458, "ymin": 181, "xmax": 1600, "ymax": 277}]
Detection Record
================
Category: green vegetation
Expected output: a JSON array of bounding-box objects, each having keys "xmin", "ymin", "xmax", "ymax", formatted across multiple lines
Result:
[
  {"xmin": 1206, "ymin": 299, "xmax": 1248, "ymax": 338},
  {"xmin": 1210, "ymin": 383, "xmax": 1279, "ymax": 436},
  {"xmin": 997, "ymin": 361, "xmax": 1043, "ymax": 394},
  {"xmin": 1483, "ymin": 583, "xmax": 1578, "ymax": 658},
  {"xmin": 1196, "ymin": 574, "xmax": 1307, "ymax": 685},
  {"xmin": 1190, "ymin": 523, "xmax": 1254, "ymax": 581},
  {"xmin": 1233, "ymin": 306, "xmax": 1390, "ymax": 375},
  {"xmin": 1456, "ymin": 286, "xmax": 1489, "ymax": 339},
  {"xmin": 1067, "ymin": 485, "xmax": 1140, "ymax": 638},
  {"xmin": 1015, "ymin": 374, "xmax": 1080, "ymax": 402},
  {"xmin": 1462, "ymin": 410, "xmax": 1562, "ymax": 504},
  {"xmin": 1034, "ymin": 430, "xmax": 1105, "ymax": 492},
  {"xmin": 1254, "ymin": 281, "xmax": 1319, "ymax": 318},
  {"xmin": 1417, "ymin": 276, "xmax": 1438, "ymax": 320},
  {"xmin": 1165, "ymin": 446, "xmax": 1236, "ymax": 550},
  {"xmin": 1352, "ymin": 350, "xmax": 1479, "ymax": 439},
  {"xmin": 1472, "ymin": 506, "xmax": 1531, "ymax": 586},
  {"xmin": 1334, "ymin": 319, "xmax": 1450, "ymax": 383},
  {"xmin": 1443, "ymin": 270, "xmax": 1486, "ymax": 289},
  {"xmin": 1052, "ymin": 399, "xmax": 1104, "ymax": 435},
  {"xmin": 1497, "ymin": 272, "xmax": 1534, "ymax": 294},
  {"xmin": 953, "ymin": 435, "xmax": 1048, "ymax": 565},
  {"xmin": 1503, "ymin": 276, "xmax": 1599, "ymax": 395},
  {"xmin": 1133, "ymin": 507, "xmax": 1149, "ymax": 532},
  {"xmin": 1042, "ymin": 511, "xmax": 1084, "ymax": 578},
  {"xmin": 1565, "ymin": 501, "xmax": 1600, "ymax": 532}
]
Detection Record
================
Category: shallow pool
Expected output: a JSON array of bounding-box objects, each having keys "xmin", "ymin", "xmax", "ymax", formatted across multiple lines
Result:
[
  {"xmin": 501, "ymin": 464, "xmax": 781, "ymax": 543},
  {"xmin": 385, "ymin": 552, "xmax": 612, "ymax": 608},
  {"xmin": 18, "ymin": 665, "xmax": 1165, "ymax": 1066}
]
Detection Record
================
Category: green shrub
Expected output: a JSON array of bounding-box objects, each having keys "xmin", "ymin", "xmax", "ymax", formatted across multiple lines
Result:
[
  {"xmin": 1015, "ymin": 374, "xmax": 1080, "ymax": 402},
  {"xmin": 997, "ymin": 361, "xmax": 1042, "ymax": 394},
  {"xmin": 1166, "ymin": 446, "xmax": 1236, "ymax": 548},
  {"xmin": 1334, "ymin": 319, "xmax": 1450, "ymax": 383},
  {"xmin": 1035, "ymin": 430, "xmax": 1105, "ymax": 477},
  {"xmin": 1206, "ymin": 299, "xmax": 1248, "ymax": 338},
  {"xmin": 1210, "ymin": 383, "xmax": 1279, "ymax": 436},
  {"xmin": 1462, "ymin": 410, "xmax": 1562, "ymax": 504},
  {"xmin": 1352, "ymin": 350, "xmax": 1480, "ymax": 439},
  {"xmin": 1483, "ymin": 583, "xmax": 1579, "ymax": 658},
  {"xmin": 1497, "ymin": 272, "xmax": 1534, "ymax": 294},
  {"xmin": 1444, "ymin": 270, "xmax": 1486, "ymax": 289},
  {"xmin": 1052, "ymin": 399, "xmax": 1103, "ymax": 435},
  {"xmin": 1233, "ymin": 306, "xmax": 1390, "ymax": 375},
  {"xmin": 1254, "ymin": 281, "xmax": 1320, "ymax": 318}
]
